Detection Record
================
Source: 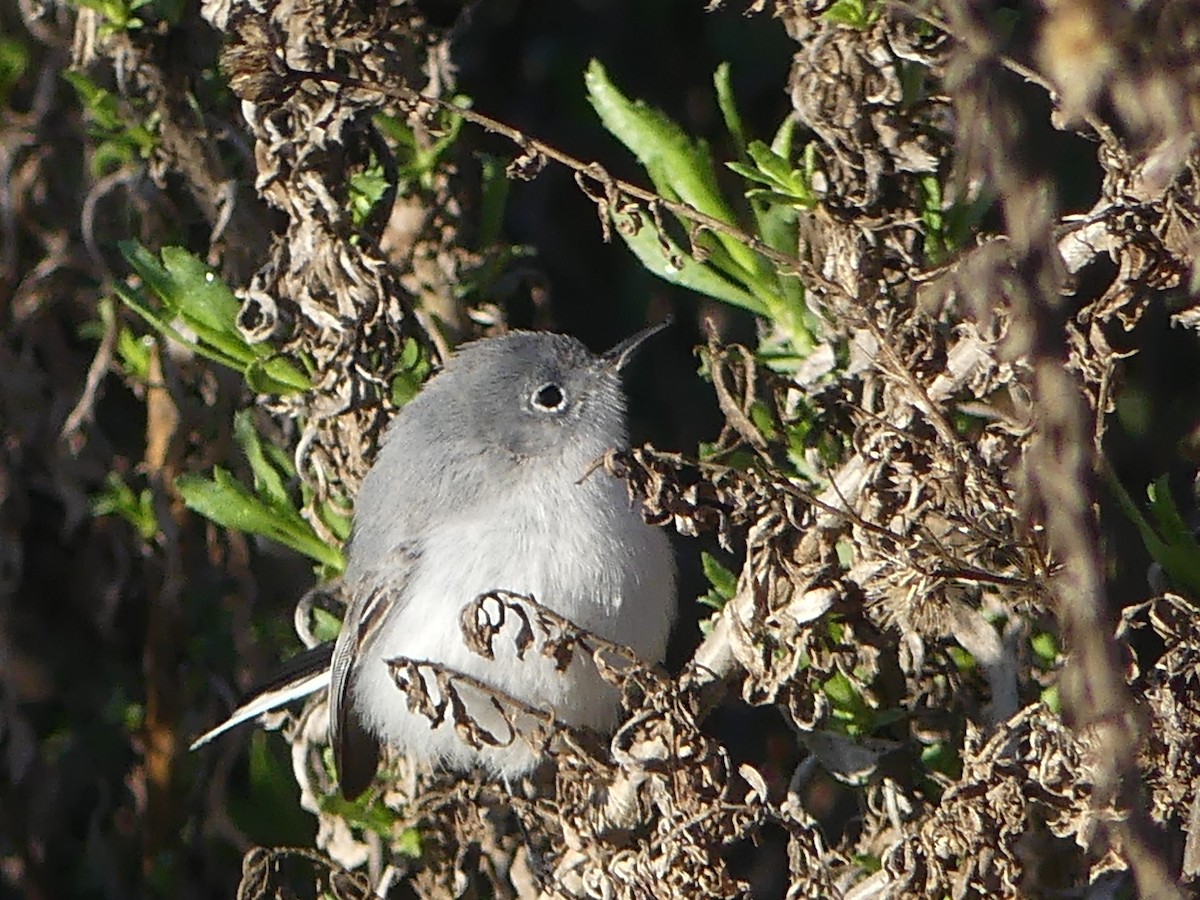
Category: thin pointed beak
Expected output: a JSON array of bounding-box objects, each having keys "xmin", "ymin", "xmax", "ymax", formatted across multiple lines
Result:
[{"xmin": 601, "ymin": 317, "xmax": 672, "ymax": 371}]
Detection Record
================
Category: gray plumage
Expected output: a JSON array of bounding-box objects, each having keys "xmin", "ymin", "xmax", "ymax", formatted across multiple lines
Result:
[{"xmin": 193, "ymin": 326, "xmax": 677, "ymax": 799}]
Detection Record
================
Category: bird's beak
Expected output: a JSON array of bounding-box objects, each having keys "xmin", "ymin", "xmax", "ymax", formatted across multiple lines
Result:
[{"xmin": 601, "ymin": 318, "xmax": 672, "ymax": 371}]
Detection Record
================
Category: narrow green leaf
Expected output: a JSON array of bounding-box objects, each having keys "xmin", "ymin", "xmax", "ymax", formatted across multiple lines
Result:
[
  {"xmin": 1147, "ymin": 476, "xmax": 1194, "ymax": 546},
  {"xmin": 770, "ymin": 116, "xmax": 797, "ymax": 159},
  {"xmin": 584, "ymin": 59, "xmax": 762, "ymax": 278},
  {"xmin": 701, "ymin": 552, "xmax": 738, "ymax": 599},
  {"xmin": 1106, "ymin": 468, "xmax": 1200, "ymax": 596},
  {"xmin": 117, "ymin": 243, "xmax": 310, "ymax": 394},
  {"xmin": 91, "ymin": 472, "xmax": 159, "ymax": 541},
  {"xmin": 613, "ymin": 210, "xmax": 766, "ymax": 314},
  {"xmin": 245, "ymin": 355, "xmax": 312, "ymax": 394},
  {"xmin": 177, "ymin": 470, "xmax": 344, "ymax": 571},
  {"xmin": 120, "ymin": 241, "xmax": 180, "ymax": 312},
  {"xmin": 316, "ymin": 498, "xmax": 353, "ymax": 544},
  {"xmin": 726, "ymin": 161, "xmax": 778, "ymax": 188},
  {"xmin": 713, "ymin": 62, "xmax": 747, "ymax": 161},
  {"xmin": 233, "ymin": 410, "xmax": 289, "ymax": 506},
  {"xmin": 114, "ymin": 284, "xmax": 248, "ymax": 373},
  {"xmin": 158, "ymin": 246, "xmax": 249, "ymax": 352},
  {"xmin": 746, "ymin": 141, "xmax": 794, "ymax": 186}
]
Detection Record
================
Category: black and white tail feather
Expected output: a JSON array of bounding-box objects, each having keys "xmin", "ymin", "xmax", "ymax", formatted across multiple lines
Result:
[{"xmin": 188, "ymin": 644, "xmax": 335, "ymax": 751}]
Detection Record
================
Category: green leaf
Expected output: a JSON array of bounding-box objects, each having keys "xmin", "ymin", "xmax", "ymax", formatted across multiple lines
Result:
[
  {"xmin": 373, "ymin": 96, "xmax": 468, "ymax": 189},
  {"xmin": 389, "ymin": 337, "xmax": 433, "ymax": 406},
  {"xmin": 244, "ymin": 355, "xmax": 311, "ymax": 395},
  {"xmin": 349, "ymin": 167, "xmax": 391, "ymax": 226},
  {"xmin": 584, "ymin": 59, "xmax": 762, "ymax": 280},
  {"xmin": 1030, "ymin": 631, "xmax": 1059, "ymax": 666},
  {"xmin": 701, "ymin": 552, "xmax": 738, "ymax": 600},
  {"xmin": 0, "ymin": 37, "xmax": 30, "ymax": 106},
  {"xmin": 713, "ymin": 63, "xmax": 747, "ymax": 162},
  {"xmin": 748, "ymin": 401, "xmax": 779, "ymax": 441},
  {"xmin": 91, "ymin": 472, "xmax": 159, "ymax": 541},
  {"xmin": 946, "ymin": 645, "xmax": 975, "ymax": 672},
  {"xmin": 117, "ymin": 242, "xmax": 311, "ymax": 394},
  {"xmin": 1107, "ymin": 469, "xmax": 1200, "ymax": 597},
  {"xmin": 65, "ymin": 70, "xmax": 153, "ymax": 146},
  {"xmin": 613, "ymin": 210, "xmax": 766, "ymax": 315},
  {"xmin": 227, "ymin": 731, "xmax": 313, "ymax": 845},
  {"xmin": 115, "ymin": 282, "xmax": 246, "ymax": 373},
  {"xmin": 310, "ymin": 606, "xmax": 343, "ymax": 644},
  {"xmin": 747, "ymin": 141, "xmax": 795, "ymax": 186},
  {"xmin": 728, "ymin": 141, "xmax": 818, "ymax": 210},
  {"xmin": 233, "ymin": 410, "xmax": 290, "ymax": 507},
  {"xmin": 177, "ymin": 470, "xmax": 344, "ymax": 572},
  {"xmin": 93, "ymin": 295, "xmax": 153, "ymax": 381},
  {"xmin": 73, "ymin": 0, "xmax": 144, "ymax": 28},
  {"xmin": 64, "ymin": 70, "xmax": 157, "ymax": 173},
  {"xmin": 115, "ymin": 327, "xmax": 153, "ymax": 380},
  {"xmin": 319, "ymin": 791, "xmax": 399, "ymax": 836},
  {"xmin": 1040, "ymin": 684, "xmax": 1061, "ymax": 714},
  {"xmin": 821, "ymin": 669, "xmax": 878, "ymax": 737},
  {"xmin": 1147, "ymin": 476, "xmax": 1193, "ymax": 545},
  {"xmin": 396, "ymin": 827, "xmax": 423, "ymax": 859},
  {"xmin": 822, "ymin": 669, "xmax": 858, "ymax": 709},
  {"xmin": 770, "ymin": 115, "xmax": 797, "ymax": 160},
  {"xmin": 315, "ymin": 498, "xmax": 353, "ymax": 544},
  {"xmin": 159, "ymin": 246, "xmax": 243, "ymax": 332},
  {"xmin": 121, "ymin": 243, "xmax": 236, "ymax": 339},
  {"xmin": 822, "ymin": 0, "xmax": 880, "ymax": 28}
]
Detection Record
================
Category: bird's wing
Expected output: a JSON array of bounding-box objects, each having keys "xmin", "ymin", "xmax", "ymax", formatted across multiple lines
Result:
[
  {"xmin": 329, "ymin": 541, "xmax": 421, "ymax": 799},
  {"xmin": 188, "ymin": 643, "xmax": 334, "ymax": 750}
]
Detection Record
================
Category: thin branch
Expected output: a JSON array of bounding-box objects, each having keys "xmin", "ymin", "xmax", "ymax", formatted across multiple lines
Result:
[{"xmin": 295, "ymin": 69, "xmax": 809, "ymax": 277}]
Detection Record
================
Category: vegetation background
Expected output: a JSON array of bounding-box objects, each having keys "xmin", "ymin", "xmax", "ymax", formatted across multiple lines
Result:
[{"xmin": 3, "ymin": 0, "xmax": 1200, "ymax": 897}]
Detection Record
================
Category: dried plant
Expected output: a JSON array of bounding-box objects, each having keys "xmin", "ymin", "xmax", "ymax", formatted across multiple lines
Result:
[{"xmin": 4, "ymin": 0, "xmax": 1200, "ymax": 896}]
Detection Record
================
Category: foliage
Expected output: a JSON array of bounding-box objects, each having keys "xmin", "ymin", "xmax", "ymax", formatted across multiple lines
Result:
[
  {"xmin": 585, "ymin": 59, "xmax": 816, "ymax": 356},
  {"xmin": 115, "ymin": 243, "xmax": 311, "ymax": 395},
  {"xmin": 177, "ymin": 412, "xmax": 346, "ymax": 576},
  {"xmin": 6, "ymin": 0, "xmax": 1200, "ymax": 898},
  {"xmin": 64, "ymin": 70, "xmax": 157, "ymax": 174}
]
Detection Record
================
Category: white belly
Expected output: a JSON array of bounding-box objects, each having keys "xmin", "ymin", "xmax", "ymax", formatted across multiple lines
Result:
[{"xmin": 353, "ymin": 474, "xmax": 675, "ymax": 776}]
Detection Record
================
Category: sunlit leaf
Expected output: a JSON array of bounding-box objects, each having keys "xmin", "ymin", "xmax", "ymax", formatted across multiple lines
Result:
[{"xmin": 177, "ymin": 469, "xmax": 344, "ymax": 572}]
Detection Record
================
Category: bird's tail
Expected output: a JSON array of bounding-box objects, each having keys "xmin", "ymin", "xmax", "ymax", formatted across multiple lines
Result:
[{"xmin": 189, "ymin": 643, "xmax": 334, "ymax": 751}]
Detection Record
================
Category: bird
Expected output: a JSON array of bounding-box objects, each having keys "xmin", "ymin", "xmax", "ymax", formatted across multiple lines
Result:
[{"xmin": 190, "ymin": 324, "xmax": 677, "ymax": 799}]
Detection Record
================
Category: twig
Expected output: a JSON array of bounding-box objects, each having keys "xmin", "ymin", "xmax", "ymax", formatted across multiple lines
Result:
[
  {"xmin": 295, "ymin": 69, "xmax": 808, "ymax": 278},
  {"xmin": 60, "ymin": 298, "xmax": 118, "ymax": 450},
  {"xmin": 689, "ymin": 326, "xmax": 993, "ymax": 692},
  {"xmin": 942, "ymin": 5, "xmax": 1183, "ymax": 895}
]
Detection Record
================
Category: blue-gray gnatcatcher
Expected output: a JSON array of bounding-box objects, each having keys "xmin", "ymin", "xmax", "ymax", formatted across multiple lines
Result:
[{"xmin": 191, "ymin": 324, "xmax": 677, "ymax": 798}]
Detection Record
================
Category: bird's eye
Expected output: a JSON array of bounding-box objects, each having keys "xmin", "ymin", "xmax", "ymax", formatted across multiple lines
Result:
[{"xmin": 531, "ymin": 382, "xmax": 567, "ymax": 412}]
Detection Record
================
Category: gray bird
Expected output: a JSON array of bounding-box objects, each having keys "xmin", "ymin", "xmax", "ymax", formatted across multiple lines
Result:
[{"xmin": 191, "ymin": 324, "xmax": 677, "ymax": 798}]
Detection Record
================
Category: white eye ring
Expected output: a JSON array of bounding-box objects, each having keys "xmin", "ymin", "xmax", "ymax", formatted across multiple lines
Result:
[{"xmin": 531, "ymin": 382, "xmax": 567, "ymax": 412}]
